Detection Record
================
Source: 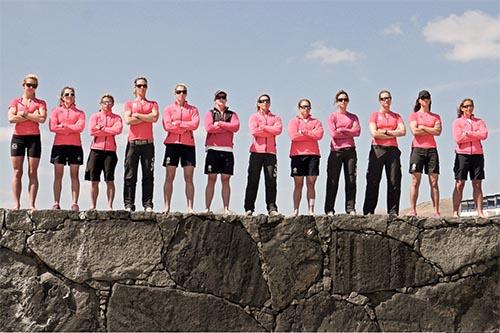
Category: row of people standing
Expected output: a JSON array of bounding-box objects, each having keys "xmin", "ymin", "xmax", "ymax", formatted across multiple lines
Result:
[{"xmin": 8, "ymin": 74, "xmax": 489, "ymax": 217}]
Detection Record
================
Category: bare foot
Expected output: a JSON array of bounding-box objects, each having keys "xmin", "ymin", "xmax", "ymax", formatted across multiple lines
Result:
[{"xmin": 452, "ymin": 211, "xmax": 460, "ymax": 218}]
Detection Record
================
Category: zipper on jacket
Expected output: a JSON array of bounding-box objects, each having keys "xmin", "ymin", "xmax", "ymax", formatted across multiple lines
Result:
[{"xmin": 179, "ymin": 107, "xmax": 182, "ymax": 143}]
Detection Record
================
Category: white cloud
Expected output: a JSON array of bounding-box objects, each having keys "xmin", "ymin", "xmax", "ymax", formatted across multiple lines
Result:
[
  {"xmin": 423, "ymin": 10, "xmax": 500, "ymax": 62},
  {"xmin": 305, "ymin": 41, "xmax": 363, "ymax": 65},
  {"xmin": 382, "ymin": 23, "xmax": 403, "ymax": 36}
]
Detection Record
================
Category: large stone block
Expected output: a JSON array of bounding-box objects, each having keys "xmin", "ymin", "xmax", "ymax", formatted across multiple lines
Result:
[
  {"xmin": 420, "ymin": 226, "xmax": 500, "ymax": 274},
  {"xmin": 275, "ymin": 291, "xmax": 377, "ymax": 331},
  {"xmin": 0, "ymin": 249, "xmax": 99, "ymax": 331},
  {"xmin": 27, "ymin": 220, "xmax": 162, "ymax": 283},
  {"xmin": 5, "ymin": 209, "xmax": 32, "ymax": 231},
  {"xmin": 259, "ymin": 216, "xmax": 323, "ymax": 310},
  {"xmin": 164, "ymin": 216, "xmax": 269, "ymax": 307},
  {"xmin": 107, "ymin": 284, "xmax": 265, "ymax": 332},
  {"xmin": 330, "ymin": 231, "xmax": 438, "ymax": 293}
]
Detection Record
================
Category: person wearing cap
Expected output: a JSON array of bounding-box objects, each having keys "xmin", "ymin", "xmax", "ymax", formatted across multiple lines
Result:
[
  {"xmin": 244, "ymin": 93, "xmax": 282, "ymax": 216},
  {"xmin": 325, "ymin": 90, "xmax": 361, "ymax": 216},
  {"xmin": 408, "ymin": 90, "xmax": 442, "ymax": 217},
  {"xmin": 452, "ymin": 98, "xmax": 488, "ymax": 218},
  {"xmin": 49, "ymin": 86, "xmax": 86, "ymax": 211},
  {"xmin": 363, "ymin": 90, "xmax": 406, "ymax": 216},
  {"xmin": 288, "ymin": 98, "xmax": 324, "ymax": 216},
  {"xmin": 8, "ymin": 74, "xmax": 47, "ymax": 210},
  {"xmin": 123, "ymin": 77, "xmax": 159, "ymax": 212},
  {"xmin": 204, "ymin": 90, "xmax": 240, "ymax": 214},
  {"xmin": 162, "ymin": 83, "xmax": 200, "ymax": 214},
  {"xmin": 85, "ymin": 94, "xmax": 123, "ymax": 210}
]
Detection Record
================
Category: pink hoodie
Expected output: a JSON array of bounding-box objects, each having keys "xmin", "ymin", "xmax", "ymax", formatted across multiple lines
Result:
[
  {"xmin": 9, "ymin": 97, "xmax": 47, "ymax": 135},
  {"xmin": 204, "ymin": 108, "xmax": 240, "ymax": 150},
  {"xmin": 89, "ymin": 111, "xmax": 123, "ymax": 152},
  {"xmin": 248, "ymin": 110, "xmax": 282, "ymax": 154},
  {"xmin": 452, "ymin": 115, "xmax": 488, "ymax": 155},
  {"xmin": 124, "ymin": 98, "xmax": 158, "ymax": 141},
  {"xmin": 162, "ymin": 101, "xmax": 199, "ymax": 146},
  {"xmin": 49, "ymin": 105, "xmax": 85, "ymax": 146},
  {"xmin": 328, "ymin": 111, "xmax": 360, "ymax": 150},
  {"xmin": 288, "ymin": 116, "xmax": 324, "ymax": 156}
]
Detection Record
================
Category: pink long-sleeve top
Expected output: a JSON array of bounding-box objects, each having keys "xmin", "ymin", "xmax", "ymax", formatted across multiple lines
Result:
[
  {"xmin": 9, "ymin": 97, "xmax": 47, "ymax": 135},
  {"xmin": 89, "ymin": 111, "xmax": 123, "ymax": 152},
  {"xmin": 162, "ymin": 101, "xmax": 199, "ymax": 146},
  {"xmin": 452, "ymin": 115, "xmax": 488, "ymax": 155},
  {"xmin": 328, "ymin": 111, "xmax": 360, "ymax": 150},
  {"xmin": 49, "ymin": 105, "xmax": 85, "ymax": 146},
  {"xmin": 369, "ymin": 110, "xmax": 404, "ymax": 147},
  {"xmin": 124, "ymin": 98, "xmax": 158, "ymax": 141},
  {"xmin": 409, "ymin": 111, "xmax": 441, "ymax": 148},
  {"xmin": 288, "ymin": 115, "xmax": 324, "ymax": 156},
  {"xmin": 248, "ymin": 110, "xmax": 282, "ymax": 154},
  {"xmin": 204, "ymin": 108, "xmax": 240, "ymax": 151}
]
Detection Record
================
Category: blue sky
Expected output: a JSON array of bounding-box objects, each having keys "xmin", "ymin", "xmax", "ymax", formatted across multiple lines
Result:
[{"xmin": 1, "ymin": 0, "xmax": 499, "ymax": 213}]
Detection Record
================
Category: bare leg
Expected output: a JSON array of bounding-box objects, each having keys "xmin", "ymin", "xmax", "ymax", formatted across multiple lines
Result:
[
  {"xmin": 183, "ymin": 166, "xmax": 195, "ymax": 213},
  {"xmin": 293, "ymin": 176, "xmax": 304, "ymax": 216},
  {"xmin": 106, "ymin": 181, "xmax": 115, "ymax": 210},
  {"xmin": 306, "ymin": 176, "xmax": 317, "ymax": 215},
  {"xmin": 11, "ymin": 156, "xmax": 24, "ymax": 210},
  {"xmin": 452, "ymin": 180, "xmax": 465, "ymax": 217},
  {"xmin": 27, "ymin": 157, "xmax": 40, "ymax": 210},
  {"xmin": 69, "ymin": 165, "xmax": 80, "ymax": 205},
  {"xmin": 53, "ymin": 164, "xmax": 64, "ymax": 205},
  {"xmin": 205, "ymin": 174, "xmax": 217, "ymax": 211},
  {"xmin": 221, "ymin": 174, "xmax": 231, "ymax": 214},
  {"xmin": 163, "ymin": 166, "xmax": 176, "ymax": 213},
  {"xmin": 409, "ymin": 172, "xmax": 421, "ymax": 215},
  {"xmin": 90, "ymin": 181, "xmax": 99, "ymax": 209},
  {"xmin": 429, "ymin": 173, "xmax": 440, "ymax": 215},
  {"xmin": 472, "ymin": 180, "xmax": 485, "ymax": 218}
]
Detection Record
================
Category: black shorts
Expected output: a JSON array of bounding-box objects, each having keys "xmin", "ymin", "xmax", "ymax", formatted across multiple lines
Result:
[
  {"xmin": 50, "ymin": 145, "xmax": 84, "ymax": 165},
  {"xmin": 204, "ymin": 149, "xmax": 234, "ymax": 175},
  {"xmin": 454, "ymin": 154, "xmax": 485, "ymax": 180},
  {"xmin": 409, "ymin": 147, "xmax": 439, "ymax": 174},
  {"xmin": 163, "ymin": 144, "xmax": 196, "ymax": 167},
  {"xmin": 85, "ymin": 149, "xmax": 118, "ymax": 181},
  {"xmin": 10, "ymin": 135, "xmax": 41, "ymax": 158},
  {"xmin": 290, "ymin": 155, "xmax": 320, "ymax": 177}
]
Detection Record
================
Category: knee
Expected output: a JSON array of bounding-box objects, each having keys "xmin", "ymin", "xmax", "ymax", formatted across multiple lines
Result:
[
  {"xmin": 221, "ymin": 176, "xmax": 231, "ymax": 185},
  {"xmin": 13, "ymin": 168, "xmax": 23, "ymax": 179},
  {"xmin": 207, "ymin": 175, "xmax": 217, "ymax": 185}
]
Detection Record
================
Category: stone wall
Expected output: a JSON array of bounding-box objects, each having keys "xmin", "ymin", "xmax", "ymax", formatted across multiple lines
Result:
[{"xmin": 0, "ymin": 209, "xmax": 498, "ymax": 332}]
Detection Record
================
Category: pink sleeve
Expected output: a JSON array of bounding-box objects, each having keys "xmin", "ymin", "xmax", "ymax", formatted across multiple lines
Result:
[
  {"xmin": 469, "ymin": 119, "xmax": 488, "ymax": 140},
  {"xmin": 249, "ymin": 114, "xmax": 266, "ymax": 136},
  {"xmin": 180, "ymin": 107, "xmax": 200, "ymax": 131},
  {"xmin": 396, "ymin": 113, "xmax": 404, "ymax": 125},
  {"xmin": 368, "ymin": 112, "xmax": 377, "ymax": 126},
  {"xmin": 219, "ymin": 112, "xmax": 240, "ymax": 133},
  {"xmin": 89, "ymin": 114, "xmax": 100, "ymax": 136},
  {"xmin": 306, "ymin": 119, "xmax": 324, "ymax": 140},
  {"xmin": 204, "ymin": 111, "xmax": 225, "ymax": 134},
  {"xmin": 162, "ymin": 107, "xmax": 179, "ymax": 132},
  {"xmin": 66, "ymin": 111, "xmax": 86, "ymax": 133},
  {"xmin": 50, "ymin": 108, "xmax": 69, "ymax": 134},
  {"xmin": 452, "ymin": 119, "xmax": 468, "ymax": 143},
  {"xmin": 102, "ymin": 116, "xmax": 123, "ymax": 135},
  {"xmin": 124, "ymin": 101, "xmax": 132, "ymax": 113},
  {"xmin": 329, "ymin": 113, "xmax": 348, "ymax": 139},
  {"xmin": 342, "ymin": 115, "xmax": 361, "ymax": 137},
  {"xmin": 409, "ymin": 112, "xmax": 417, "ymax": 123},
  {"xmin": 9, "ymin": 98, "xmax": 19, "ymax": 109},
  {"xmin": 288, "ymin": 118, "xmax": 309, "ymax": 142},
  {"xmin": 264, "ymin": 116, "xmax": 283, "ymax": 135}
]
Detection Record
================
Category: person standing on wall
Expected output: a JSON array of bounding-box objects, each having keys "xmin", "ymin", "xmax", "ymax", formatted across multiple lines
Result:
[
  {"xmin": 244, "ymin": 93, "xmax": 282, "ymax": 216},
  {"xmin": 162, "ymin": 83, "xmax": 199, "ymax": 214},
  {"xmin": 363, "ymin": 90, "xmax": 406, "ymax": 216},
  {"xmin": 408, "ymin": 90, "xmax": 442, "ymax": 217},
  {"xmin": 324, "ymin": 90, "xmax": 360, "ymax": 216},
  {"xmin": 49, "ymin": 86, "xmax": 86, "ymax": 211},
  {"xmin": 204, "ymin": 90, "xmax": 240, "ymax": 215},
  {"xmin": 452, "ymin": 98, "xmax": 488, "ymax": 218},
  {"xmin": 8, "ymin": 74, "xmax": 47, "ymax": 210},
  {"xmin": 123, "ymin": 77, "xmax": 159, "ymax": 212},
  {"xmin": 288, "ymin": 98, "xmax": 324, "ymax": 216},
  {"xmin": 85, "ymin": 94, "xmax": 123, "ymax": 210}
]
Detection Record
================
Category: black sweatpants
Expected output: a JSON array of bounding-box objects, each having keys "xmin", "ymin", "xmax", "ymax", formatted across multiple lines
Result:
[
  {"xmin": 244, "ymin": 152, "xmax": 278, "ymax": 213},
  {"xmin": 363, "ymin": 145, "xmax": 401, "ymax": 215},
  {"xmin": 324, "ymin": 148, "xmax": 357, "ymax": 214},
  {"xmin": 123, "ymin": 142, "xmax": 155, "ymax": 210}
]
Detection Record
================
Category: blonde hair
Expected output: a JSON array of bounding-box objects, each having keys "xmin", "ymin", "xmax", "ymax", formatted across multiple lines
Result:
[
  {"xmin": 174, "ymin": 83, "xmax": 188, "ymax": 92},
  {"xmin": 59, "ymin": 86, "xmax": 75, "ymax": 106},
  {"xmin": 23, "ymin": 74, "xmax": 38, "ymax": 85}
]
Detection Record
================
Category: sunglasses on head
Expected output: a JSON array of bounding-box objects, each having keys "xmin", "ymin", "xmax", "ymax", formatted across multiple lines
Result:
[
  {"xmin": 175, "ymin": 90, "xmax": 187, "ymax": 95},
  {"xmin": 64, "ymin": 93, "xmax": 75, "ymax": 97},
  {"xmin": 337, "ymin": 98, "xmax": 349, "ymax": 102},
  {"xmin": 25, "ymin": 83, "xmax": 38, "ymax": 89},
  {"xmin": 136, "ymin": 84, "xmax": 148, "ymax": 88},
  {"xmin": 379, "ymin": 96, "xmax": 392, "ymax": 101}
]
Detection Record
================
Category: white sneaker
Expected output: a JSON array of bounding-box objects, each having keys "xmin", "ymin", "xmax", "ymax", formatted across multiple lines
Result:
[
  {"xmin": 269, "ymin": 210, "xmax": 280, "ymax": 217},
  {"xmin": 326, "ymin": 211, "xmax": 334, "ymax": 216},
  {"xmin": 245, "ymin": 210, "xmax": 253, "ymax": 216},
  {"xmin": 349, "ymin": 210, "xmax": 357, "ymax": 216},
  {"xmin": 145, "ymin": 207, "xmax": 153, "ymax": 212}
]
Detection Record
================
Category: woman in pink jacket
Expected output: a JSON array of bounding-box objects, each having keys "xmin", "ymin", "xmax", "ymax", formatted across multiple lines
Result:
[
  {"xmin": 84, "ymin": 94, "xmax": 123, "ymax": 210},
  {"xmin": 244, "ymin": 94, "xmax": 282, "ymax": 216},
  {"xmin": 8, "ymin": 74, "xmax": 47, "ymax": 210},
  {"xmin": 452, "ymin": 98, "xmax": 488, "ymax": 217},
  {"xmin": 49, "ymin": 86, "xmax": 86, "ymax": 211},
  {"xmin": 288, "ymin": 98, "xmax": 324, "ymax": 216},
  {"xmin": 162, "ymin": 83, "xmax": 200, "ymax": 214}
]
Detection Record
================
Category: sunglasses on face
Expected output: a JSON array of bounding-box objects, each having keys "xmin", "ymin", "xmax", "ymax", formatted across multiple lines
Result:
[
  {"xmin": 299, "ymin": 105, "xmax": 311, "ymax": 110},
  {"xmin": 461, "ymin": 104, "xmax": 473, "ymax": 109},
  {"xmin": 64, "ymin": 93, "xmax": 75, "ymax": 97},
  {"xmin": 337, "ymin": 98, "xmax": 349, "ymax": 102},
  {"xmin": 25, "ymin": 83, "xmax": 38, "ymax": 89},
  {"xmin": 101, "ymin": 100, "xmax": 113, "ymax": 105},
  {"xmin": 175, "ymin": 90, "xmax": 187, "ymax": 95},
  {"xmin": 136, "ymin": 84, "xmax": 148, "ymax": 88},
  {"xmin": 379, "ymin": 96, "xmax": 392, "ymax": 101},
  {"xmin": 258, "ymin": 99, "xmax": 270, "ymax": 103},
  {"xmin": 216, "ymin": 95, "xmax": 227, "ymax": 100}
]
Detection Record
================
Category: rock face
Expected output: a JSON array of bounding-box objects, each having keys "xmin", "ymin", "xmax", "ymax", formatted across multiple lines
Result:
[{"xmin": 0, "ymin": 208, "xmax": 498, "ymax": 332}]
